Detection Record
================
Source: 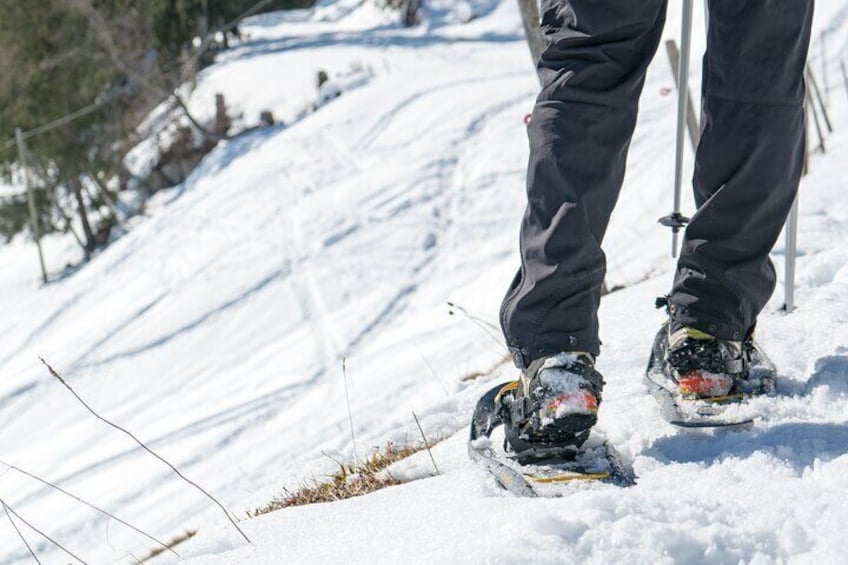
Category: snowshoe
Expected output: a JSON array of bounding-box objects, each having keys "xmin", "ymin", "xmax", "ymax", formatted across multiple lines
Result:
[
  {"xmin": 468, "ymin": 368, "xmax": 635, "ymax": 497},
  {"xmin": 644, "ymin": 318, "xmax": 777, "ymax": 428}
]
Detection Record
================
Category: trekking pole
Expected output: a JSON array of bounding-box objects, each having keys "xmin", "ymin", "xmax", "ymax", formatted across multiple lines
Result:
[
  {"xmin": 699, "ymin": 0, "xmax": 709, "ymax": 129},
  {"xmin": 785, "ymin": 92, "xmax": 811, "ymax": 313},
  {"xmin": 659, "ymin": 0, "xmax": 694, "ymax": 258},
  {"xmin": 785, "ymin": 196, "xmax": 799, "ymax": 312}
]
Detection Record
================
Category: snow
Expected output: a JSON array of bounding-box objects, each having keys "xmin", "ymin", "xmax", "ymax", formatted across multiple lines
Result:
[
  {"xmin": 1, "ymin": 1, "xmax": 848, "ymax": 563},
  {"xmin": 0, "ymin": 180, "xmax": 19, "ymax": 198},
  {"xmin": 533, "ymin": 354, "xmax": 600, "ymax": 422}
]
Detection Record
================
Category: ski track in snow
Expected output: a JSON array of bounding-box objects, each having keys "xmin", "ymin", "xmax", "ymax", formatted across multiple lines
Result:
[{"xmin": 2, "ymin": 1, "xmax": 848, "ymax": 563}]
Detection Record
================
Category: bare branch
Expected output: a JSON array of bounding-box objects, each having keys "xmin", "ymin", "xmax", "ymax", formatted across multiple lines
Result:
[
  {"xmin": 0, "ymin": 460, "xmax": 178, "ymax": 557},
  {"xmin": 412, "ymin": 412, "xmax": 440, "ymax": 475},
  {"xmin": 39, "ymin": 358, "xmax": 251, "ymax": 544},
  {"xmin": 1, "ymin": 498, "xmax": 89, "ymax": 564},
  {"xmin": 342, "ymin": 358, "xmax": 359, "ymax": 465},
  {"xmin": 1, "ymin": 499, "xmax": 42, "ymax": 565},
  {"xmin": 446, "ymin": 301, "xmax": 506, "ymax": 353}
]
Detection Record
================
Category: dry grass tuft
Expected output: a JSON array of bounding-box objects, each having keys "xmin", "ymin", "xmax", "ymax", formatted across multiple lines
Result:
[{"xmin": 248, "ymin": 442, "xmax": 431, "ymax": 517}]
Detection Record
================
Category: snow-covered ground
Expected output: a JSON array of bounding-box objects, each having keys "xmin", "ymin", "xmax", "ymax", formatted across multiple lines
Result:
[{"xmin": 1, "ymin": 1, "xmax": 848, "ymax": 563}]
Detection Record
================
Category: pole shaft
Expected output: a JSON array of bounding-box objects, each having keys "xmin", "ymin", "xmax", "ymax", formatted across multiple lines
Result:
[
  {"xmin": 16, "ymin": 128, "xmax": 48, "ymax": 284},
  {"xmin": 786, "ymin": 94, "xmax": 812, "ymax": 313},
  {"xmin": 821, "ymin": 31, "xmax": 829, "ymax": 107},
  {"xmin": 664, "ymin": 40, "xmax": 700, "ymax": 150},
  {"xmin": 671, "ymin": 0, "xmax": 694, "ymax": 258},
  {"xmin": 700, "ymin": 0, "xmax": 710, "ymax": 129},
  {"xmin": 785, "ymin": 196, "xmax": 799, "ymax": 312},
  {"xmin": 840, "ymin": 59, "xmax": 848, "ymax": 103}
]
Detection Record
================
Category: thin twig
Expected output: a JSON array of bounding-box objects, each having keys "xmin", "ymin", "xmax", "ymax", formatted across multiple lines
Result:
[
  {"xmin": 1, "ymin": 499, "xmax": 41, "ymax": 565},
  {"xmin": 1, "ymin": 498, "xmax": 89, "ymax": 564},
  {"xmin": 412, "ymin": 412, "xmax": 440, "ymax": 475},
  {"xmin": 342, "ymin": 358, "xmax": 360, "ymax": 465},
  {"xmin": 415, "ymin": 347, "xmax": 450, "ymax": 396},
  {"xmin": 0, "ymin": 460, "xmax": 177, "ymax": 557},
  {"xmin": 319, "ymin": 450, "xmax": 346, "ymax": 469},
  {"xmin": 446, "ymin": 301, "xmax": 501, "ymax": 333},
  {"xmin": 39, "ymin": 358, "xmax": 250, "ymax": 544},
  {"xmin": 446, "ymin": 301, "xmax": 506, "ymax": 353}
]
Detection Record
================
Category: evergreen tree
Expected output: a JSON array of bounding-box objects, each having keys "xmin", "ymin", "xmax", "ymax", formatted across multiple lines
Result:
[{"xmin": 0, "ymin": 0, "xmax": 314, "ymax": 248}]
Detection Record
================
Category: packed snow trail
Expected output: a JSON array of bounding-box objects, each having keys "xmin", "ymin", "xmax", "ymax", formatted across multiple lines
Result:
[
  {"xmin": 179, "ymin": 233, "xmax": 848, "ymax": 563},
  {"xmin": 0, "ymin": 1, "xmax": 847, "ymax": 563},
  {"xmin": 179, "ymin": 139, "xmax": 848, "ymax": 560}
]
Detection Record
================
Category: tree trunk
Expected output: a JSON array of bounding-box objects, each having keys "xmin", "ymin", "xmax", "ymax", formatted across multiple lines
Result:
[
  {"xmin": 403, "ymin": 0, "xmax": 423, "ymax": 27},
  {"xmin": 69, "ymin": 175, "xmax": 96, "ymax": 257},
  {"xmin": 517, "ymin": 0, "xmax": 544, "ymax": 85},
  {"xmin": 198, "ymin": 0, "xmax": 210, "ymax": 37},
  {"xmin": 88, "ymin": 173, "xmax": 121, "ymax": 221},
  {"xmin": 42, "ymin": 175, "xmax": 85, "ymax": 250}
]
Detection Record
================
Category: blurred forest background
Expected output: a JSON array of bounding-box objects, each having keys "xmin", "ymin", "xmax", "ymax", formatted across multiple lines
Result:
[{"xmin": 0, "ymin": 0, "xmax": 323, "ymax": 259}]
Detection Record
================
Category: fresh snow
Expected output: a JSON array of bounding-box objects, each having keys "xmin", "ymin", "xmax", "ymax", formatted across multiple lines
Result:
[{"xmin": 1, "ymin": 1, "xmax": 848, "ymax": 563}]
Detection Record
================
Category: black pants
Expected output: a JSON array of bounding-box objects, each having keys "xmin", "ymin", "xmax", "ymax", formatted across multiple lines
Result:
[{"xmin": 501, "ymin": 0, "xmax": 814, "ymax": 368}]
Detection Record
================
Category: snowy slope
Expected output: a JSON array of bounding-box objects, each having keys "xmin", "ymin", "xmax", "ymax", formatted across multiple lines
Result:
[{"xmin": 1, "ymin": 1, "xmax": 848, "ymax": 563}]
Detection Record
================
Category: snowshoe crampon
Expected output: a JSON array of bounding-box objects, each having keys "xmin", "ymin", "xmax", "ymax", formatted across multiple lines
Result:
[
  {"xmin": 644, "ymin": 336, "xmax": 778, "ymax": 428},
  {"xmin": 468, "ymin": 382, "xmax": 636, "ymax": 496}
]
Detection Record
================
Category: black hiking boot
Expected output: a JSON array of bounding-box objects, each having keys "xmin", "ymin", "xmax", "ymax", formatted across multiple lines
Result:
[
  {"xmin": 652, "ymin": 320, "xmax": 748, "ymax": 399},
  {"xmin": 500, "ymin": 352, "xmax": 604, "ymax": 462}
]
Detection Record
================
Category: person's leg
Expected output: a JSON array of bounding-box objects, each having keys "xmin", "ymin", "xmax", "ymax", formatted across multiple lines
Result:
[
  {"xmin": 669, "ymin": 1, "xmax": 814, "ymax": 339},
  {"xmin": 501, "ymin": 0, "xmax": 668, "ymax": 367}
]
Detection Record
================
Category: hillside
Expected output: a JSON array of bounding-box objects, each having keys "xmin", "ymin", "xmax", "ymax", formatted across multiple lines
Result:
[{"xmin": 1, "ymin": 1, "xmax": 848, "ymax": 563}]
